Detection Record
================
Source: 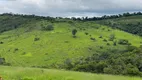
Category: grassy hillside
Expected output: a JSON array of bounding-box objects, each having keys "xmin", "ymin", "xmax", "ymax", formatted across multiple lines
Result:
[
  {"xmin": 0, "ymin": 20, "xmax": 142, "ymax": 67},
  {"xmin": 0, "ymin": 66, "xmax": 141, "ymax": 80},
  {"xmin": 0, "ymin": 14, "xmax": 142, "ymax": 77},
  {"xmin": 97, "ymin": 15, "xmax": 142, "ymax": 36}
]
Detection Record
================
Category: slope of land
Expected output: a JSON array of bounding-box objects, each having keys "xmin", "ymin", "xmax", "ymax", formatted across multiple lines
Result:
[
  {"xmin": 97, "ymin": 15, "xmax": 142, "ymax": 36},
  {"xmin": 0, "ymin": 20, "xmax": 142, "ymax": 67},
  {"xmin": 0, "ymin": 66, "xmax": 142, "ymax": 80},
  {"xmin": 0, "ymin": 14, "xmax": 142, "ymax": 77}
]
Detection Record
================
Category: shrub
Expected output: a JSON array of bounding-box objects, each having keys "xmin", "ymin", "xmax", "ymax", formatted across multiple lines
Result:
[
  {"xmin": 118, "ymin": 39, "xmax": 130, "ymax": 45},
  {"xmin": 109, "ymin": 34, "xmax": 115, "ymax": 41},
  {"xmin": 126, "ymin": 46, "xmax": 137, "ymax": 52},
  {"xmin": 14, "ymin": 48, "xmax": 19, "ymax": 52},
  {"xmin": 72, "ymin": 29, "xmax": 77, "ymax": 37},
  {"xmin": 64, "ymin": 58, "xmax": 73, "ymax": 70},
  {"xmin": 113, "ymin": 41, "xmax": 117, "ymax": 46},
  {"xmin": 0, "ymin": 42, "xmax": 4, "ymax": 44},
  {"xmin": 83, "ymin": 29, "xmax": 86, "ymax": 31},
  {"xmin": 102, "ymin": 28, "xmax": 105, "ymax": 30},
  {"xmin": 90, "ymin": 38, "xmax": 96, "ymax": 41},
  {"xmin": 100, "ymin": 46, "xmax": 103, "ymax": 49},
  {"xmin": 103, "ymin": 39, "xmax": 107, "ymax": 42},
  {"xmin": 0, "ymin": 58, "xmax": 5, "ymax": 64},
  {"xmin": 85, "ymin": 32, "xmax": 89, "ymax": 35},
  {"xmin": 42, "ymin": 25, "xmax": 54, "ymax": 31},
  {"xmin": 107, "ymin": 43, "xmax": 110, "ymax": 45},
  {"xmin": 34, "ymin": 38, "xmax": 40, "ymax": 41},
  {"xmin": 64, "ymin": 41, "xmax": 69, "ymax": 43},
  {"xmin": 126, "ymin": 64, "xmax": 140, "ymax": 76},
  {"xmin": 99, "ymin": 35, "xmax": 103, "ymax": 38},
  {"xmin": 108, "ymin": 29, "xmax": 111, "ymax": 31}
]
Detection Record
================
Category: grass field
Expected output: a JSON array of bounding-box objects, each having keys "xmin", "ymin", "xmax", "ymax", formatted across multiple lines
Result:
[
  {"xmin": 0, "ymin": 15, "xmax": 142, "ymax": 79},
  {"xmin": 0, "ymin": 66, "xmax": 141, "ymax": 80},
  {"xmin": 0, "ymin": 22, "xmax": 141, "ymax": 67},
  {"xmin": 0, "ymin": 21, "xmax": 142, "ymax": 67}
]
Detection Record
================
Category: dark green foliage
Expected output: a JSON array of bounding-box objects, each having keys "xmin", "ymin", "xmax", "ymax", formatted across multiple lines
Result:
[
  {"xmin": 72, "ymin": 29, "xmax": 77, "ymax": 37},
  {"xmin": 100, "ymin": 46, "xmax": 103, "ymax": 49},
  {"xmin": 118, "ymin": 39, "xmax": 130, "ymax": 45},
  {"xmin": 0, "ymin": 14, "xmax": 31, "ymax": 33},
  {"xmin": 68, "ymin": 46, "xmax": 142, "ymax": 77},
  {"xmin": 85, "ymin": 32, "xmax": 89, "ymax": 35},
  {"xmin": 108, "ymin": 29, "xmax": 111, "ymax": 31},
  {"xmin": 42, "ymin": 25, "xmax": 54, "ymax": 31},
  {"xmin": 99, "ymin": 35, "xmax": 103, "ymax": 38},
  {"xmin": 64, "ymin": 41, "xmax": 69, "ymax": 43},
  {"xmin": 113, "ymin": 41, "xmax": 117, "ymax": 46},
  {"xmin": 80, "ymin": 12, "xmax": 142, "ymax": 21},
  {"xmin": 0, "ymin": 42, "xmax": 4, "ymax": 44},
  {"xmin": 90, "ymin": 38, "xmax": 96, "ymax": 41},
  {"xmin": 107, "ymin": 43, "xmax": 110, "ymax": 45},
  {"xmin": 64, "ymin": 58, "xmax": 73, "ymax": 70},
  {"xmin": 126, "ymin": 46, "xmax": 137, "ymax": 52},
  {"xmin": 109, "ymin": 34, "xmax": 115, "ymax": 41},
  {"xmin": 14, "ymin": 48, "xmax": 19, "ymax": 52},
  {"xmin": 103, "ymin": 39, "xmax": 107, "ymax": 42},
  {"xmin": 0, "ymin": 58, "xmax": 5, "ymax": 64},
  {"xmin": 34, "ymin": 38, "xmax": 40, "ymax": 41},
  {"xmin": 126, "ymin": 64, "xmax": 140, "ymax": 76}
]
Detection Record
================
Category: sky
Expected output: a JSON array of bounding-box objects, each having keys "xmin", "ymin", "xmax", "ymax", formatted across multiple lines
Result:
[{"xmin": 0, "ymin": 0, "xmax": 142, "ymax": 17}]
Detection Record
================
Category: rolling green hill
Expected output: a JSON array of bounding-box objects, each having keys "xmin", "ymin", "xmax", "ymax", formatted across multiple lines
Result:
[
  {"xmin": 0, "ymin": 66, "xmax": 141, "ymax": 80},
  {"xmin": 0, "ymin": 14, "xmax": 142, "ymax": 78},
  {"xmin": 0, "ymin": 19, "xmax": 141, "ymax": 67},
  {"xmin": 97, "ymin": 15, "xmax": 142, "ymax": 36}
]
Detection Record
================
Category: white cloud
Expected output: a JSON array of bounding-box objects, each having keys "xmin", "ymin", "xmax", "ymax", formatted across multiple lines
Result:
[{"xmin": 0, "ymin": 0, "xmax": 142, "ymax": 17}]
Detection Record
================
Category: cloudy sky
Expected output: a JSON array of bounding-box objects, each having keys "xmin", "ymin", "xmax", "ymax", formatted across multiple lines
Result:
[{"xmin": 0, "ymin": 0, "xmax": 142, "ymax": 17}]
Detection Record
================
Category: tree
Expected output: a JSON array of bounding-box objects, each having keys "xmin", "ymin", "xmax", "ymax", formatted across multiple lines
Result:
[
  {"xmin": 109, "ymin": 34, "xmax": 115, "ymax": 41},
  {"xmin": 72, "ymin": 29, "xmax": 77, "ymax": 37},
  {"xmin": 64, "ymin": 58, "xmax": 73, "ymax": 70},
  {"xmin": 42, "ymin": 25, "xmax": 54, "ymax": 31},
  {"xmin": 0, "ymin": 58, "xmax": 5, "ymax": 64}
]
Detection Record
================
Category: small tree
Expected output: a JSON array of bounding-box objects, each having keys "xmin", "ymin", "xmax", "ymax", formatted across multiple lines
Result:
[
  {"xmin": 0, "ymin": 58, "xmax": 5, "ymax": 64},
  {"xmin": 64, "ymin": 58, "xmax": 73, "ymax": 70},
  {"xmin": 109, "ymin": 34, "xmax": 115, "ymax": 41},
  {"xmin": 42, "ymin": 25, "xmax": 54, "ymax": 31},
  {"xmin": 72, "ymin": 29, "xmax": 77, "ymax": 37}
]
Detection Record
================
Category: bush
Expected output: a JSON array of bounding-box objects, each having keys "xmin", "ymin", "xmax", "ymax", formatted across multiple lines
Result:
[
  {"xmin": 64, "ymin": 58, "xmax": 73, "ymax": 70},
  {"xmin": 126, "ymin": 64, "xmax": 140, "ymax": 76},
  {"xmin": 90, "ymin": 38, "xmax": 96, "ymax": 41},
  {"xmin": 113, "ymin": 41, "xmax": 117, "ymax": 46},
  {"xmin": 107, "ymin": 43, "xmax": 110, "ymax": 45},
  {"xmin": 109, "ymin": 34, "xmax": 115, "ymax": 41},
  {"xmin": 103, "ymin": 39, "xmax": 107, "ymax": 42},
  {"xmin": 99, "ymin": 35, "xmax": 103, "ymax": 38},
  {"xmin": 118, "ymin": 39, "xmax": 130, "ymax": 45},
  {"xmin": 72, "ymin": 29, "xmax": 77, "ymax": 37},
  {"xmin": 126, "ymin": 46, "xmax": 137, "ymax": 52},
  {"xmin": 85, "ymin": 32, "xmax": 89, "ymax": 35},
  {"xmin": 0, "ymin": 42, "xmax": 4, "ymax": 44},
  {"xmin": 14, "ymin": 48, "xmax": 19, "ymax": 52},
  {"xmin": 69, "ymin": 45, "xmax": 142, "ymax": 77},
  {"xmin": 42, "ymin": 25, "xmax": 54, "ymax": 31},
  {"xmin": 0, "ymin": 58, "xmax": 5, "ymax": 64},
  {"xmin": 34, "ymin": 38, "xmax": 40, "ymax": 41}
]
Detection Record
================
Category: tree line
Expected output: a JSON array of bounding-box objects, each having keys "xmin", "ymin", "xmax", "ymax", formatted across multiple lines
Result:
[{"xmin": 1, "ymin": 12, "xmax": 142, "ymax": 21}]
